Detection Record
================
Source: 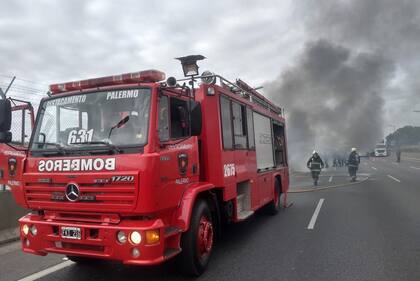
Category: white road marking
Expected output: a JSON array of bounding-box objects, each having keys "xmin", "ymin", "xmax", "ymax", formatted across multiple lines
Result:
[
  {"xmin": 371, "ymin": 166, "xmax": 377, "ymax": 170},
  {"xmin": 18, "ymin": 261, "xmax": 74, "ymax": 281},
  {"xmin": 387, "ymin": 175, "xmax": 401, "ymax": 183},
  {"xmin": 308, "ymin": 198, "xmax": 325, "ymax": 230},
  {"xmin": 406, "ymin": 157, "xmax": 420, "ymax": 162},
  {"xmin": 328, "ymin": 176, "xmax": 333, "ymax": 182},
  {"xmin": 410, "ymin": 166, "xmax": 420, "ymax": 170}
]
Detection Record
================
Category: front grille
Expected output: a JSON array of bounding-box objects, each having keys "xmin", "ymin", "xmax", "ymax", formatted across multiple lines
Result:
[{"xmin": 24, "ymin": 181, "xmax": 137, "ymax": 212}]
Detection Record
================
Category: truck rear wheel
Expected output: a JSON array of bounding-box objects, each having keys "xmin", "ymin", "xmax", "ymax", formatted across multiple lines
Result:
[
  {"xmin": 265, "ymin": 179, "xmax": 281, "ymax": 215},
  {"xmin": 178, "ymin": 199, "xmax": 214, "ymax": 276}
]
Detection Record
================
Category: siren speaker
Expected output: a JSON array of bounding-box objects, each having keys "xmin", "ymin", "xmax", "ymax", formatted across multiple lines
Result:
[
  {"xmin": 201, "ymin": 71, "xmax": 216, "ymax": 84},
  {"xmin": 166, "ymin": 76, "xmax": 177, "ymax": 87}
]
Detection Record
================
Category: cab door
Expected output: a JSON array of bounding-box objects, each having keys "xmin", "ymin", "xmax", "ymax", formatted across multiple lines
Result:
[
  {"xmin": 156, "ymin": 94, "xmax": 200, "ymax": 210},
  {"xmin": 0, "ymin": 100, "xmax": 34, "ymax": 194}
]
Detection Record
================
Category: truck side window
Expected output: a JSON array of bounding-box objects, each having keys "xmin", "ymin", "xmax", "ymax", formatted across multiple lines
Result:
[
  {"xmin": 273, "ymin": 123, "xmax": 286, "ymax": 166},
  {"xmin": 246, "ymin": 108, "xmax": 255, "ymax": 149},
  {"xmin": 220, "ymin": 96, "xmax": 233, "ymax": 149},
  {"xmin": 11, "ymin": 109, "xmax": 26, "ymax": 146},
  {"xmin": 170, "ymin": 97, "xmax": 189, "ymax": 139},
  {"xmin": 158, "ymin": 96, "xmax": 169, "ymax": 141},
  {"xmin": 232, "ymin": 102, "xmax": 247, "ymax": 149}
]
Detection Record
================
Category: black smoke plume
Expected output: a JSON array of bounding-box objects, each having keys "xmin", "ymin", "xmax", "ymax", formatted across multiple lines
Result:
[{"xmin": 265, "ymin": 40, "xmax": 394, "ymax": 170}]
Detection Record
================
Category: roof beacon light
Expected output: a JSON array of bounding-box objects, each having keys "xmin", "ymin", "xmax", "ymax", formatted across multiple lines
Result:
[{"xmin": 49, "ymin": 70, "xmax": 166, "ymax": 94}]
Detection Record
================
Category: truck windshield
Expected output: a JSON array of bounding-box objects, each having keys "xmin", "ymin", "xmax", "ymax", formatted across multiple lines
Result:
[{"xmin": 30, "ymin": 88, "xmax": 151, "ymax": 153}]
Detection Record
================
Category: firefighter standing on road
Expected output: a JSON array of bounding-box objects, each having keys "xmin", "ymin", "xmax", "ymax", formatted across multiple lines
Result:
[
  {"xmin": 396, "ymin": 146, "xmax": 402, "ymax": 163},
  {"xmin": 348, "ymin": 148, "xmax": 360, "ymax": 182},
  {"xmin": 307, "ymin": 151, "xmax": 324, "ymax": 186}
]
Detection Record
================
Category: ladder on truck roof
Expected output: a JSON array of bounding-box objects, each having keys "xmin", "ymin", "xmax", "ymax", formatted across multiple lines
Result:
[{"xmin": 181, "ymin": 73, "xmax": 283, "ymax": 116}]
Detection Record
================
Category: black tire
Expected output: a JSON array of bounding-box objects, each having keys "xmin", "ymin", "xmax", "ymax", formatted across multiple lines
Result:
[
  {"xmin": 265, "ymin": 179, "xmax": 281, "ymax": 215},
  {"xmin": 178, "ymin": 199, "xmax": 214, "ymax": 276}
]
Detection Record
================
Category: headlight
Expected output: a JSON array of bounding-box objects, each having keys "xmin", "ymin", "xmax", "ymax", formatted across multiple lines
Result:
[
  {"xmin": 129, "ymin": 231, "xmax": 142, "ymax": 245},
  {"xmin": 30, "ymin": 225, "xmax": 38, "ymax": 236},
  {"xmin": 117, "ymin": 231, "xmax": 127, "ymax": 244},
  {"xmin": 22, "ymin": 224, "xmax": 29, "ymax": 236}
]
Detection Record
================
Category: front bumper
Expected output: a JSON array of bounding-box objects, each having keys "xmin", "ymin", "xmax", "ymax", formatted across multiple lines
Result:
[{"xmin": 18, "ymin": 214, "xmax": 181, "ymax": 265}]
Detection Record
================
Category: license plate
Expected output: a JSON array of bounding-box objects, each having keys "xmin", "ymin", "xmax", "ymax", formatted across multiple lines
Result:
[{"xmin": 61, "ymin": 227, "xmax": 81, "ymax": 240}]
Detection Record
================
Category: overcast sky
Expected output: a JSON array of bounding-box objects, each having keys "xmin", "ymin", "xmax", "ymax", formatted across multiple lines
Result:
[{"xmin": 1, "ymin": 0, "xmax": 420, "ymax": 135}]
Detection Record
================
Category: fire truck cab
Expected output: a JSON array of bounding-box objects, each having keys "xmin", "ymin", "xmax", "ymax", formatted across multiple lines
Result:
[{"xmin": 0, "ymin": 57, "xmax": 288, "ymax": 276}]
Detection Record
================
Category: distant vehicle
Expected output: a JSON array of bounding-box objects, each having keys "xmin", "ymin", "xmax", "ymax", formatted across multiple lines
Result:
[{"xmin": 374, "ymin": 143, "xmax": 388, "ymax": 157}]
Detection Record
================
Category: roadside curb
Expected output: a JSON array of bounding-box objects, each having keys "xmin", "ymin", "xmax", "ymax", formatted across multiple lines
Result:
[
  {"xmin": 0, "ymin": 227, "xmax": 20, "ymax": 245},
  {"xmin": 288, "ymin": 175, "xmax": 370, "ymax": 193}
]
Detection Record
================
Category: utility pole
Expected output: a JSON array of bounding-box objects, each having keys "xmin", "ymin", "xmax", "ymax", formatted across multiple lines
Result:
[{"xmin": 4, "ymin": 76, "xmax": 16, "ymax": 95}]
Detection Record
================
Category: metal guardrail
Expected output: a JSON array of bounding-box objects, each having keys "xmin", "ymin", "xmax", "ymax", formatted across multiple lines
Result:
[{"xmin": 0, "ymin": 191, "xmax": 27, "ymax": 231}]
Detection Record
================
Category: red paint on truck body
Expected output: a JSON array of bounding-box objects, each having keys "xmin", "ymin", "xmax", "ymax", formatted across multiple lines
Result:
[{"xmin": 5, "ymin": 71, "xmax": 289, "ymax": 267}]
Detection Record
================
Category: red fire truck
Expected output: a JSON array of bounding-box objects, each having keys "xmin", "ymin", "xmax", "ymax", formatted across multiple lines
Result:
[{"xmin": 0, "ymin": 56, "xmax": 289, "ymax": 275}]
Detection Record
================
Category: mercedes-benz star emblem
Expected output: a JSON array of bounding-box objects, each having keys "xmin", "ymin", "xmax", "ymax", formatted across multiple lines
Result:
[{"xmin": 65, "ymin": 183, "xmax": 80, "ymax": 202}]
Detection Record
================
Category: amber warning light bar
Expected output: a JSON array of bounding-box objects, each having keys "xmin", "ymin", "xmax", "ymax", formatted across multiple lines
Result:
[{"xmin": 49, "ymin": 69, "xmax": 166, "ymax": 94}]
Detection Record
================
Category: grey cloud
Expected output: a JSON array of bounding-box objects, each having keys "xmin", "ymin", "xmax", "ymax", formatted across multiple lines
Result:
[{"xmin": 294, "ymin": 0, "xmax": 420, "ymax": 127}]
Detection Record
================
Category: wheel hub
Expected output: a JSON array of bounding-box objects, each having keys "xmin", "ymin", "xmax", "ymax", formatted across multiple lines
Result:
[{"xmin": 197, "ymin": 216, "xmax": 213, "ymax": 257}]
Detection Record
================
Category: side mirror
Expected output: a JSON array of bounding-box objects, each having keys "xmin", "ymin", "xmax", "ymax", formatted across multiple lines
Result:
[
  {"xmin": 0, "ymin": 99, "xmax": 12, "ymax": 132},
  {"xmin": 0, "ymin": 99, "xmax": 12, "ymax": 143},
  {"xmin": 190, "ymin": 101, "xmax": 202, "ymax": 136}
]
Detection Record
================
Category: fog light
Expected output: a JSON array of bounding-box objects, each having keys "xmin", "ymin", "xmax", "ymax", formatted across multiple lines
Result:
[
  {"xmin": 145, "ymin": 230, "xmax": 160, "ymax": 245},
  {"xmin": 22, "ymin": 224, "xmax": 29, "ymax": 236},
  {"xmin": 131, "ymin": 248, "xmax": 140, "ymax": 258},
  {"xmin": 30, "ymin": 225, "xmax": 38, "ymax": 236},
  {"xmin": 129, "ymin": 231, "xmax": 142, "ymax": 245},
  {"xmin": 24, "ymin": 238, "xmax": 30, "ymax": 247},
  {"xmin": 117, "ymin": 231, "xmax": 127, "ymax": 244}
]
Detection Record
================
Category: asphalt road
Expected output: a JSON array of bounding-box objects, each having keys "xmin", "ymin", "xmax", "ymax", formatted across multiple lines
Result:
[{"xmin": 2, "ymin": 155, "xmax": 420, "ymax": 281}]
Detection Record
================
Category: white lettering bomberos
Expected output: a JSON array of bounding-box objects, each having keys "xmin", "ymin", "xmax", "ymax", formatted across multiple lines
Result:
[{"xmin": 38, "ymin": 158, "xmax": 116, "ymax": 172}]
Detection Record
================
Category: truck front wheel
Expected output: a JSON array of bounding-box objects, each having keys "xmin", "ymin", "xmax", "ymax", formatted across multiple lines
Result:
[{"xmin": 178, "ymin": 199, "xmax": 214, "ymax": 276}]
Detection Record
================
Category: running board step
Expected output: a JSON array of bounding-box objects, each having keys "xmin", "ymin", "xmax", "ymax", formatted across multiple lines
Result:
[{"xmin": 237, "ymin": 210, "xmax": 254, "ymax": 220}]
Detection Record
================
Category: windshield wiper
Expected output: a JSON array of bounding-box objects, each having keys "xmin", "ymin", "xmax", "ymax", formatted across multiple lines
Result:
[
  {"xmin": 108, "ymin": 116, "xmax": 130, "ymax": 139},
  {"xmin": 32, "ymin": 142, "xmax": 67, "ymax": 155},
  {"xmin": 73, "ymin": 141, "xmax": 121, "ymax": 154}
]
